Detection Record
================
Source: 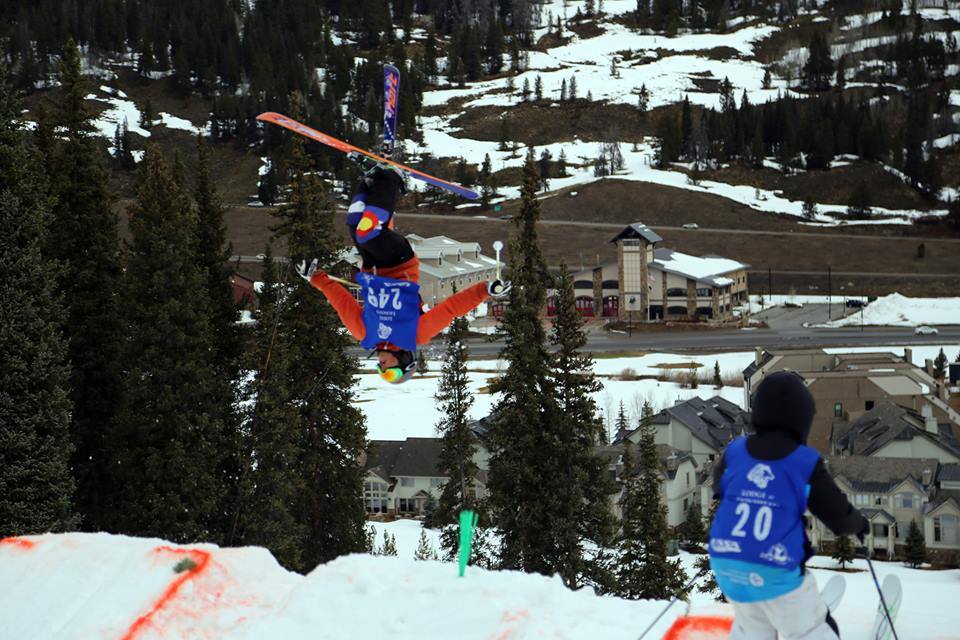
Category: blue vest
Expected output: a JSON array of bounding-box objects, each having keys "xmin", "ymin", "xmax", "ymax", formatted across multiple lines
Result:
[
  {"xmin": 708, "ymin": 437, "xmax": 820, "ymax": 602},
  {"xmin": 358, "ymin": 273, "xmax": 420, "ymax": 351}
]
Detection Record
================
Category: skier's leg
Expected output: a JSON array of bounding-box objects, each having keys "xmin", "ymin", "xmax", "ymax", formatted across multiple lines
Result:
[
  {"xmin": 763, "ymin": 573, "xmax": 840, "ymax": 640},
  {"xmin": 728, "ymin": 601, "xmax": 777, "ymax": 640},
  {"xmin": 347, "ymin": 167, "xmax": 405, "ymax": 250}
]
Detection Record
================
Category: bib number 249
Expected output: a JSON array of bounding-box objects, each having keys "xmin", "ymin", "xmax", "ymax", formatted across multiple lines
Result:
[{"xmin": 367, "ymin": 287, "xmax": 403, "ymax": 310}]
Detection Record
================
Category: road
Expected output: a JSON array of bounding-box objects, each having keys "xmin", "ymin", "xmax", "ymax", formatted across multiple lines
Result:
[
  {"xmin": 398, "ymin": 213, "xmax": 960, "ymax": 243},
  {"xmin": 347, "ymin": 325, "xmax": 960, "ymax": 358}
]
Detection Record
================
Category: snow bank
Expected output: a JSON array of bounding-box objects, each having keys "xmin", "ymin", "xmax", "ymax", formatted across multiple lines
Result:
[
  {"xmin": 823, "ymin": 293, "xmax": 960, "ymax": 327},
  {"xmin": 3, "ymin": 530, "xmax": 959, "ymax": 639},
  {"xmin": 0, "ymin": 532, "xmax": 673, "ymax": 640}
]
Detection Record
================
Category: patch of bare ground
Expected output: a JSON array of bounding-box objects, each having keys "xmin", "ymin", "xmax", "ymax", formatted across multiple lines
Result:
[
  {"xmin": 565, "ymin": 20, "xmax": 605, "ymax": 40},
  {"xmin": 694, "ymin": 160, "xmax": 940, "ymax": 212},
  {"xmin": 448, "ymin": 100, "xmax": 656, "ymax": 146}
]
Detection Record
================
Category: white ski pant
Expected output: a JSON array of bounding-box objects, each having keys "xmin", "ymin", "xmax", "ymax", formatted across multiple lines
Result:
[{"xmin": 728, "ymin": 573, "xmax": 840, "ymax": 640}]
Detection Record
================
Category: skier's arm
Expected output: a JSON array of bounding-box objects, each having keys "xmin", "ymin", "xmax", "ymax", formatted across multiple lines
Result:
[
  {"xmin": 308, "ymin": 271, "xmax": 366, "ymax": 342},
  {"xmin": 416, "ymin": 282, "xmax": 490, "ymax": 344},
  {"xmin": 807, "ymin": 458, "xmax": 868, "ymax": 536}
]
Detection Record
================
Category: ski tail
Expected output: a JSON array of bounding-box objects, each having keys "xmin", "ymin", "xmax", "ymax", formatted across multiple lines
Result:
[
  {"xmin": 256, "ymin": 112, "xmax": 480, "ymax": 200},
  {"xmin": 820, "ymin": 574, "xmax": 846, "ymax": 613},
  {"xmin": 382, "ymin": 64, "xmax": 401, "ymax": 158},
  {"xmin": 870, "ymin": 574, "xmax": 902, "ymax": 640}
]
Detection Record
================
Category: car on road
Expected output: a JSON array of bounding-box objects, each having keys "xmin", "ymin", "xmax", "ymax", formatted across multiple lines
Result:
[
  {"xmin": 915, "ymin": 325, "xmax": 939, "ymax": 335},
  {"xmin": 845, "ymin": 299, "xmax": 865, "ymax": 308},
  {"xmin": 499, "ymin": 214, "xmax": 513, "ymax": 221},
  {"xmin": 682, "ymin": 222, "xmax": 699, "ymax": 229}
]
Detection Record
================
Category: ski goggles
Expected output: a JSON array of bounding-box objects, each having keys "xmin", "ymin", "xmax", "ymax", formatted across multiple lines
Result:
[{"xmin": 377, "ymin": 364, "xmax": 408, "ymax": 383}]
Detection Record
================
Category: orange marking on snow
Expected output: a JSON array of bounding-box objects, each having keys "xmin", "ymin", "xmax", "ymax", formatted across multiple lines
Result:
[
  {"xmin": 0, "ymin": 537, "xmax": 37, "ymax": 550},
  {"xmin": 662, "ymin": 615, "xmax": 733, "ymax": 640},
  {"xmin": 491, "ymin": 609, "xmax": 529, "ymax": 640},
  {"xmin": 120, "ymin": 546, "xmax": 212, "ymax": 640}
]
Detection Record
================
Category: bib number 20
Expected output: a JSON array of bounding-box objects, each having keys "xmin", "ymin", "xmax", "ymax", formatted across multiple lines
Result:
[{"xmin": 731, "ymin": 503, "xmax": 773, "ymax": 541}]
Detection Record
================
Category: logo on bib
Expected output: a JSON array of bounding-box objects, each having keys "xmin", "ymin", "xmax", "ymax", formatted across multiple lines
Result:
[
  {"xmin": 749, "ymin": 572, "xmax": 765, "ymax": 587},
  {"xmin": 710, "ymin": 538, "xmax": 742, "ymax": 553},
  {"xmin": 378, "ymin": 322, "xmax": 393, "ymax": 340},
  {"xmin": 760, "ymin": 543, "xmax": 792, "ymax": 566},
  {"xmin": 747, "ymin": 463, "xmax": 776, "ymax": 489}
]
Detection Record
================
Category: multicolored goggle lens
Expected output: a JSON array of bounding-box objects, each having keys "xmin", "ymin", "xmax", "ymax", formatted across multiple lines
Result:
[{"xmin": 377, "ymin": 365, "xmax": 405, "ymax": 383}]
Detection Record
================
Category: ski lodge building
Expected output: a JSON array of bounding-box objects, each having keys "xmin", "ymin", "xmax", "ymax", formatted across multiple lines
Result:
[{"xmin": 557, "ymin": 223, "xmax": 749, "ymax": 322}]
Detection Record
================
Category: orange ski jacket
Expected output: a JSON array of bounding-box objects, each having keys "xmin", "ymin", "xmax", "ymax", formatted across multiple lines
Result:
[{"xmin": 308, "ymin": 261, "xmax": 489, "ymax": 348}]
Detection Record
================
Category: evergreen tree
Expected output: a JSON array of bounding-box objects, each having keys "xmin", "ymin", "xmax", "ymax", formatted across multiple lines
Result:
[
  {"xmin": 904, "ymin": 520, "xmax": 926, "ymax": 568},
  {"xmin": 0, "ymin": 64, "xmax": 77, "ymax": 535},
  {"xmin": 569, "ymin": 76, "xmax": 578, "ymax": 100},
  {"xmin": 44, "ymin": 41, "xmax": 123, "ymax": 532},
  {"xmin": 713, "ymin": 361, "xmax": 723, "ymax": 388},
  {"xmin": 934, "ymin": 348, "xmax": 948, "ymax": 380},
  {"xmin": 548, "ymin": 264, "xmax": 618, "ymax": 588},
  {"xmin": 267, "ymin": 94, "xmax": 368, "ymax": 569},
  {"xmin": 614, "ymin": 401, "xmax": 630, "ymax": 442},
  {"xmin": 802, "ymin": 31, "xmax": 834, "ymax": 91},
  {"xmin": 381, "ymin": 531, "xmax": 399, "ymax": 556},
  {"xmin": 832, "ymin": 535, "xmax": 855, "ymax": 569},
  {"xmin": 414, "ymin": 529, "xmax": 439, "ymax": 561},
  {"xmin": 487, "ymin": 151, "xmax": 559, "ymax": 577},
  {"xmin": 234, "ymin": 246, "xmax": 306, "ymax": 567},
  {"xmin": 479, "ymin": 153, "xmax": 494, "ymax": 209},
  {"xmin": 695, "ymin": 501, "xmax": 724, "ymax": 600},
  {"xmin": 802, "ymin": 197, "xmax": 818, "ymax": 220},
  {"xmin": 656, "ymin": 112, "xmax": 682, "ymax": 166},
  {"xmin": 535, "ymin": 75, "xmax": 543, "ymax": 101},
  {"xmin": 433, "ymin": 316, "xmax": 483, "ymax": 560},
  {"xmin": 106, "ymin": 145, "xmax": 228, "ymax": 543},
  {"xmin": 616, "ymin": 409, "xmax": 688, "ymax": 599},
  {"xmin": 680, "ymin": 503, "xmax": 706, "ymax": 545}
]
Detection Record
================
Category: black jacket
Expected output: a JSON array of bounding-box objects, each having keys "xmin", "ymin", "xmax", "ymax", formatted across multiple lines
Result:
[{"xmin": 712, "ymin": 431, "xmax": 867, "ymax": 561}]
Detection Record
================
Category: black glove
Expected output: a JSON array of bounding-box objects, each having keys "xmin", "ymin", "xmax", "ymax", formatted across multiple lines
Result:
[
  {"xmin": 856, "ymin": 515, "xmax": 870, "ymax": 544},
  {"xmin": 295, "ymin": 258, "xmax": 319, "ymax": 282},
  {"xmin": 487, "ymin": 279, "xmax": 512, "ymax": 298}
]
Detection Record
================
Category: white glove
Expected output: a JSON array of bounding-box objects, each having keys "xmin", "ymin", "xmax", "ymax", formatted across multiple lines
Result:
[
  {"xmin": 487, "ymin": 279, "xmax": 512, "ymax": 298},
  {"xmin": 295, "ymin": 258, "xmax": 319, "ymax": 281}
]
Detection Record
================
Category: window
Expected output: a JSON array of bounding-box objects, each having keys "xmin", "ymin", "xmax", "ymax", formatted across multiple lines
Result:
[
  {"xmin": 875, "ymin": 496, "xmax": 885, "ymax": 506},
  {"xmin": 683, "ymin": 497, "xmax": 689, "ymax": 511},
  {"xmin": 573, "ymin": 280, "xmax": 593, "ymax": 289},
  {"xmin": 855, "ymin": 494, "xmax": 870, "ymax": 506},
  {"xmin": 834, "ymin": 403, "xmax": 843, "ymax": 417},
  {"xmin": 686, "ymin": 472, "xmax": 691, "ymax": 487},
  {"xmin": 865, "ymin": 400, "xmax": 875, "ymax": 411},
  {"xmin": 400, "ymin": 477, "xmax": 415, "ymax": 487},
  {"xmin": 430, "ymin": 478, "xmax": 445, "ymax": 488},
  {"xmin": 397, "ymin": 498, "xmax": 417, "ymax": 513},
  {"xmin": 934, "ymin": 515, "xmax": 960, "ymax": 544},
  {"xmin": 667, "ymin": 287, "xmax": 686, "ymax": 297},
  {"xmin": 894, "ymin": 493, "xmax": 916, "ymax": 509},
  {"xmin": 872, "ymin": 524, "xmax": 889, "ymax": 538},
  {"xmin": 363, "ymin": 480, "xmax": 389, "ymax": 513},
  {"xmin": 696, "ymin": 288, "xmax": 711, "ymax": 297}
]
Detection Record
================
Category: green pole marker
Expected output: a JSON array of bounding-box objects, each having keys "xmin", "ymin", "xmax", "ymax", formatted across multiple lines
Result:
[{"xmin": 457, "ymin": 509, "xmax": 478, "ymax": 577}]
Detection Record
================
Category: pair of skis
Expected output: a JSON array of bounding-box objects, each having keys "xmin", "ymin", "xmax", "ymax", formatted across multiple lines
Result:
[
  {"xmin": 658, "ymin": 572, "xmax": 901, "ymax": 640},
  {"xmin": 257, "ymin": 64, "xmax": 480, "ymax": 200}
]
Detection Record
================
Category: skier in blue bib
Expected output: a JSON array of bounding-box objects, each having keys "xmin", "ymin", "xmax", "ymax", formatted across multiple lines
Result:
[{"xmin": 709, "ymin": 371, "xmax": 869, "ymax": 639}]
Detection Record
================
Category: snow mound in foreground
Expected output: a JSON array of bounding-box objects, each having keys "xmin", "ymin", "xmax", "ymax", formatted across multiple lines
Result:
[
  {"xmin": 824, "ymin": 293, "xmax": 960, "ymax": 328},
  {"xmin": 0, "ymin": 533, "xmax": 671, "ymax": 640}
]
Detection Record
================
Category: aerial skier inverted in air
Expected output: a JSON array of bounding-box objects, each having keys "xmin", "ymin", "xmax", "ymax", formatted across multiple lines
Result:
[
  {"xmin": 296, "ymin": 166, "xmax": 511, "ymax": 384},
  {"xmin": 263, "ymin": 65, "xmax": 509, "ymax": 384}
]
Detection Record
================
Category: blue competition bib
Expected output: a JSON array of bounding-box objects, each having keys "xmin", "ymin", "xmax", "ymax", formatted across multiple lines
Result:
[
  {"xmin": 357, "ymin": 273, "xmax": 420, "ymax": 351},
  {"xmin": 708, "ymin": 437, "xmax": 820, "ymax": 602}
]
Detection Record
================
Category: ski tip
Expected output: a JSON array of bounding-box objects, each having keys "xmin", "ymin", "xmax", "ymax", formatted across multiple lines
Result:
[
  {"xmin": 661, "ymin": 615, "xmax": 733, "ymax": 640},
  {"xmin": 256, "ymin": 112, "xmax": 282, "ymax": 122}
]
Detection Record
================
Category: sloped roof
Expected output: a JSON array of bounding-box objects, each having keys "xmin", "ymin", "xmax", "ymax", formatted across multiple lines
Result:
[
  {"xmin": 743, "ymin": 350, "xmax": 774, "ymax": 380},
  {"xmin": 618, "ymin": 396, "xmax": 750, "ymax": 451},
  {"xmin": 839, "ymin": 402, "xmax": 960, "ymax": 458},
  {"xmin": 861, "ymin": 508, "xmax": 895, "ymax": 522},
  {"xmin": 595, "ymin": 443, "xmax": 695, "ymax": 480},
  {"xmin": 365, "ymin": 438, "xmax": 444, "ymax": 478},
  {"xmin": 939, "ymin": 463, "xmax": 960, "ymax": 483},
  {"xmin": 650, "ymin": 248, "xmax": 748, "ymax": 287},
  {"xmin": 927, "ymin": 488, "xmax": 960, "ymax": 512},
  {"xmin": 610, "ymin": 223, "xmax": 663, "ymax": 245},
  {"xmin": 825, "ymin": 455, "xmax": 939, "ymax": 492}
]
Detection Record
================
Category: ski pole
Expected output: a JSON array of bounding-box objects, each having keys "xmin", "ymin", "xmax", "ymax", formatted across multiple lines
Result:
[
  {"xmin": 493, "ymin": 240, "xmax": 503, "ymax": 281},
  {"xmin": 636, "ymin": 567, "xmax": 707, "ymax": 640},
  {"xmin": 865, "ymin": 555, "xmax": 900, "ymax": 640},
  {"xmin": 457, "ymin": 509, "xmax": 478, "ymax": 578}
]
